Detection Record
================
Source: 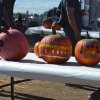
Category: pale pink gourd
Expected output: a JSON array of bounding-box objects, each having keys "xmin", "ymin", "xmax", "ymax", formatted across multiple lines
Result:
[{"xmin": 0, "ymin": 27, "xmax": 29, "ymax": 61}]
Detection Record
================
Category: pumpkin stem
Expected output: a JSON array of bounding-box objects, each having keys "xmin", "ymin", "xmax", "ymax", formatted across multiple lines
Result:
[
  {"xmin": 99, "ymin": 28, "xmax": 100, "ymax": 41},
  {"xmin": 86, "ymin": 31, "xmax": 91, "ymax": 39},
  {"xmin": 51, "ymin": 22, "xmax": 56, "ymax": 35},
  {"xmin": 40, "ymin": 30, "xmax": 45, "ymax": 37},
  {"xmin": 0, "ymin": 26, "xmax": 8, "ymax": 33}
]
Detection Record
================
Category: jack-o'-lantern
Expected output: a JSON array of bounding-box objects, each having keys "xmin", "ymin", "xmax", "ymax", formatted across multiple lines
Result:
[{"xmin": 75, "ymin": 38, "xmax": 100, "ymax": 66}]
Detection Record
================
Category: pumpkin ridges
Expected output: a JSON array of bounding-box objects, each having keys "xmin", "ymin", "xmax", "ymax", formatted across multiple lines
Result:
[{"xmin": 40, "ymin": 35, "xmax": 71, "ymax": 46}]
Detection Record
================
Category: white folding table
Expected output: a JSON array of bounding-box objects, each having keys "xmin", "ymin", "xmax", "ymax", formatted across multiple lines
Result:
[
  {"xmin": 25, "ymin": 26, "xmax": 100, "ymax": 39},
  {"xmin": 0, "ymin": 52, "xmax": 100, "ymax": 100}
]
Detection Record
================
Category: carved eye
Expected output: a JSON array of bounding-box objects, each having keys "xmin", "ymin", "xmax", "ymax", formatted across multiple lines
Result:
[
  {"xmin": 96, "ymin": 46, "xmax": 99, "ymax": 49},
  {"xmin": 80, "ymin": 46, "xmax": 83, "ymax": 54},
  {"xmin": 91, "ymin": 45, "xmax": 94, "ymax": 48},
  {"xmin": 96, "ymin": 50, "xmax": 100, "ymax": 53}
]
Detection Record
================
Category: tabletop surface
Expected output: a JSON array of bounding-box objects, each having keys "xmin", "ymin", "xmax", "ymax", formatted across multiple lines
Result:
[{"xmin": 0, "ymin": 52, "xmax": 100, "ymax": 86}]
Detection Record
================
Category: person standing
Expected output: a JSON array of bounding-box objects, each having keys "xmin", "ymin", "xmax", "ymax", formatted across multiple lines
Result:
[{"xmin": 57, "ymin": 0, "xmax": 82, "ymax": 56}]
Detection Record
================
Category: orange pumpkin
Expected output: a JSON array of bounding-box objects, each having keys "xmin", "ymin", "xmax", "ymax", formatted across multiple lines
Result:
[
  {"xmin": 43, "ymin": 18, "xmax": 52, "ymax": 29},
  {"xmin": 34, "ymin": 34, "xmax": 72, "ymax": 64},
  {"xmin": 43, "ymin": 18, "xmax": 61, "ymax": 30},
  {"xmin": 52, "ymin": 22, "xmax": 61, "ymax": 30},
  {"xmin": 0, "ymin": 27, "xmax": 29, "ymax": 61},
  {"xmin": 75, "ymin": 39, "xmax": 100, "ymax": 66}
]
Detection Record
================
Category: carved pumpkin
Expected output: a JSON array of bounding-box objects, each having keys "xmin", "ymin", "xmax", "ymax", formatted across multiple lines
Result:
[
  {"xmin": 75, "ymin": 39, "xmax": 100, "ymax": 66},
  {"xmin": 34, "ymin": 34, "xmax": 72, "ymax": 64},
  {"xmin": 0, "ymin": 27, "xmax": 29, "ymax": 61}
]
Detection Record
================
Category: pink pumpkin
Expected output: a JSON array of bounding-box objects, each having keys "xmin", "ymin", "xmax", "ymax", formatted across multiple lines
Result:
[
  {"xmin": 0, "ymin": 27, "xmax": 29, "ymax": 61},
  {"xmin": 36, "ymin": 34, "xmax": 72, "ymax": 64}
]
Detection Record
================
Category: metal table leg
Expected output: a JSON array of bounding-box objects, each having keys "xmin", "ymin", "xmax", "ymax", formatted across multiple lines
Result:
[{"xmin": 11, "ymin": 77, "xmax": 14, "ymax": 100}]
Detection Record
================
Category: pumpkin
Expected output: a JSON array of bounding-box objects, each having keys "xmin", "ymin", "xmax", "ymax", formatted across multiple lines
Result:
[
  {"xmin": 34, "ymin": 26, "xmax": 72, "ymax": 64},
  {"xmin": 39, "ymin": 35, "xmax": 72, "ymax": 64},
  {"xmin": 75, "ymin": 38, "xmax": 100, "ymax": 66},
  {"xmin": 43, "ymin": 18, "xmax": 52, "ymax": 29},
  {"xmin": 0, "ymin": 27, "xmax": 29, "ymax": 61},
  {"xmin": 43, "ymin": 18, "xmax": 61, "ymax": 30},
  {"xmin": 52, "ymin": 22, "xmax": 61, "ymax": 30},
  {"xmin": 34, "ymin": 41, "xmax": 40, "ymax": 57}
]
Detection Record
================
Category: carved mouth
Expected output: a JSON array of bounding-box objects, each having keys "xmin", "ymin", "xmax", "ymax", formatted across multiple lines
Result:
[
  {"xmin": 84, "ymin": 53, "xmax": 96, "ymax": 59},
  {"xmin": 39, "ymin": 54, "xmax": 70, "ymax": 59}
]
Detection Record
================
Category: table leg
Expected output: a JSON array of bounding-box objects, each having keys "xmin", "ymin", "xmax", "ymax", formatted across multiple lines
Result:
[{"xmin": 11, "ymin": 77, "xmax": 14, "ymax": 100}]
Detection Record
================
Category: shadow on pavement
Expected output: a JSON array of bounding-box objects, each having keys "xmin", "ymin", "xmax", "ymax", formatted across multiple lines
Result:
[{"xmin": 0, "ymin": 90, "xmax": 55, "ymax": 100}]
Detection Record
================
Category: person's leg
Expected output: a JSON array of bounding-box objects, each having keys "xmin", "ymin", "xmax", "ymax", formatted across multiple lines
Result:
[
  {"xmin": 63, "ymin": 27, "xmax": 77, "ymax": 56},
  {"xmin": 89, "ymin": 89, "xmax": 100, "ymax": 100},
  {"xmin": 3, "ymin": 0, "xmax": 16, "ymax": 28}
]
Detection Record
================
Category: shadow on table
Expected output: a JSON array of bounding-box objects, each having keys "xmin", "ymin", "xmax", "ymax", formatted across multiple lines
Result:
[
  {"xmin": 18, "ymin": 58, "xmax": 100, "ymax": 68},
  {"xmin": 61, "ymin": 62, "xmax": 81, "ymax": 67},
  {"xmin": 19, "ymin": 59, "xmax": 46, "ymax": 64},
  {"xmin": 0, "ymin": 91, "xmax": 55, "ymax": 100},
  {"xmin": 57, "ymin": 62, "xmax": 100, "ymax": 68}
]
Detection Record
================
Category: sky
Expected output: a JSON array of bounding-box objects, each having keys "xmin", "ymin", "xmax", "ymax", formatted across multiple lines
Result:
[{"xmin": 14, "ymin": 0, "xmax": 61, "ymax": 14}]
